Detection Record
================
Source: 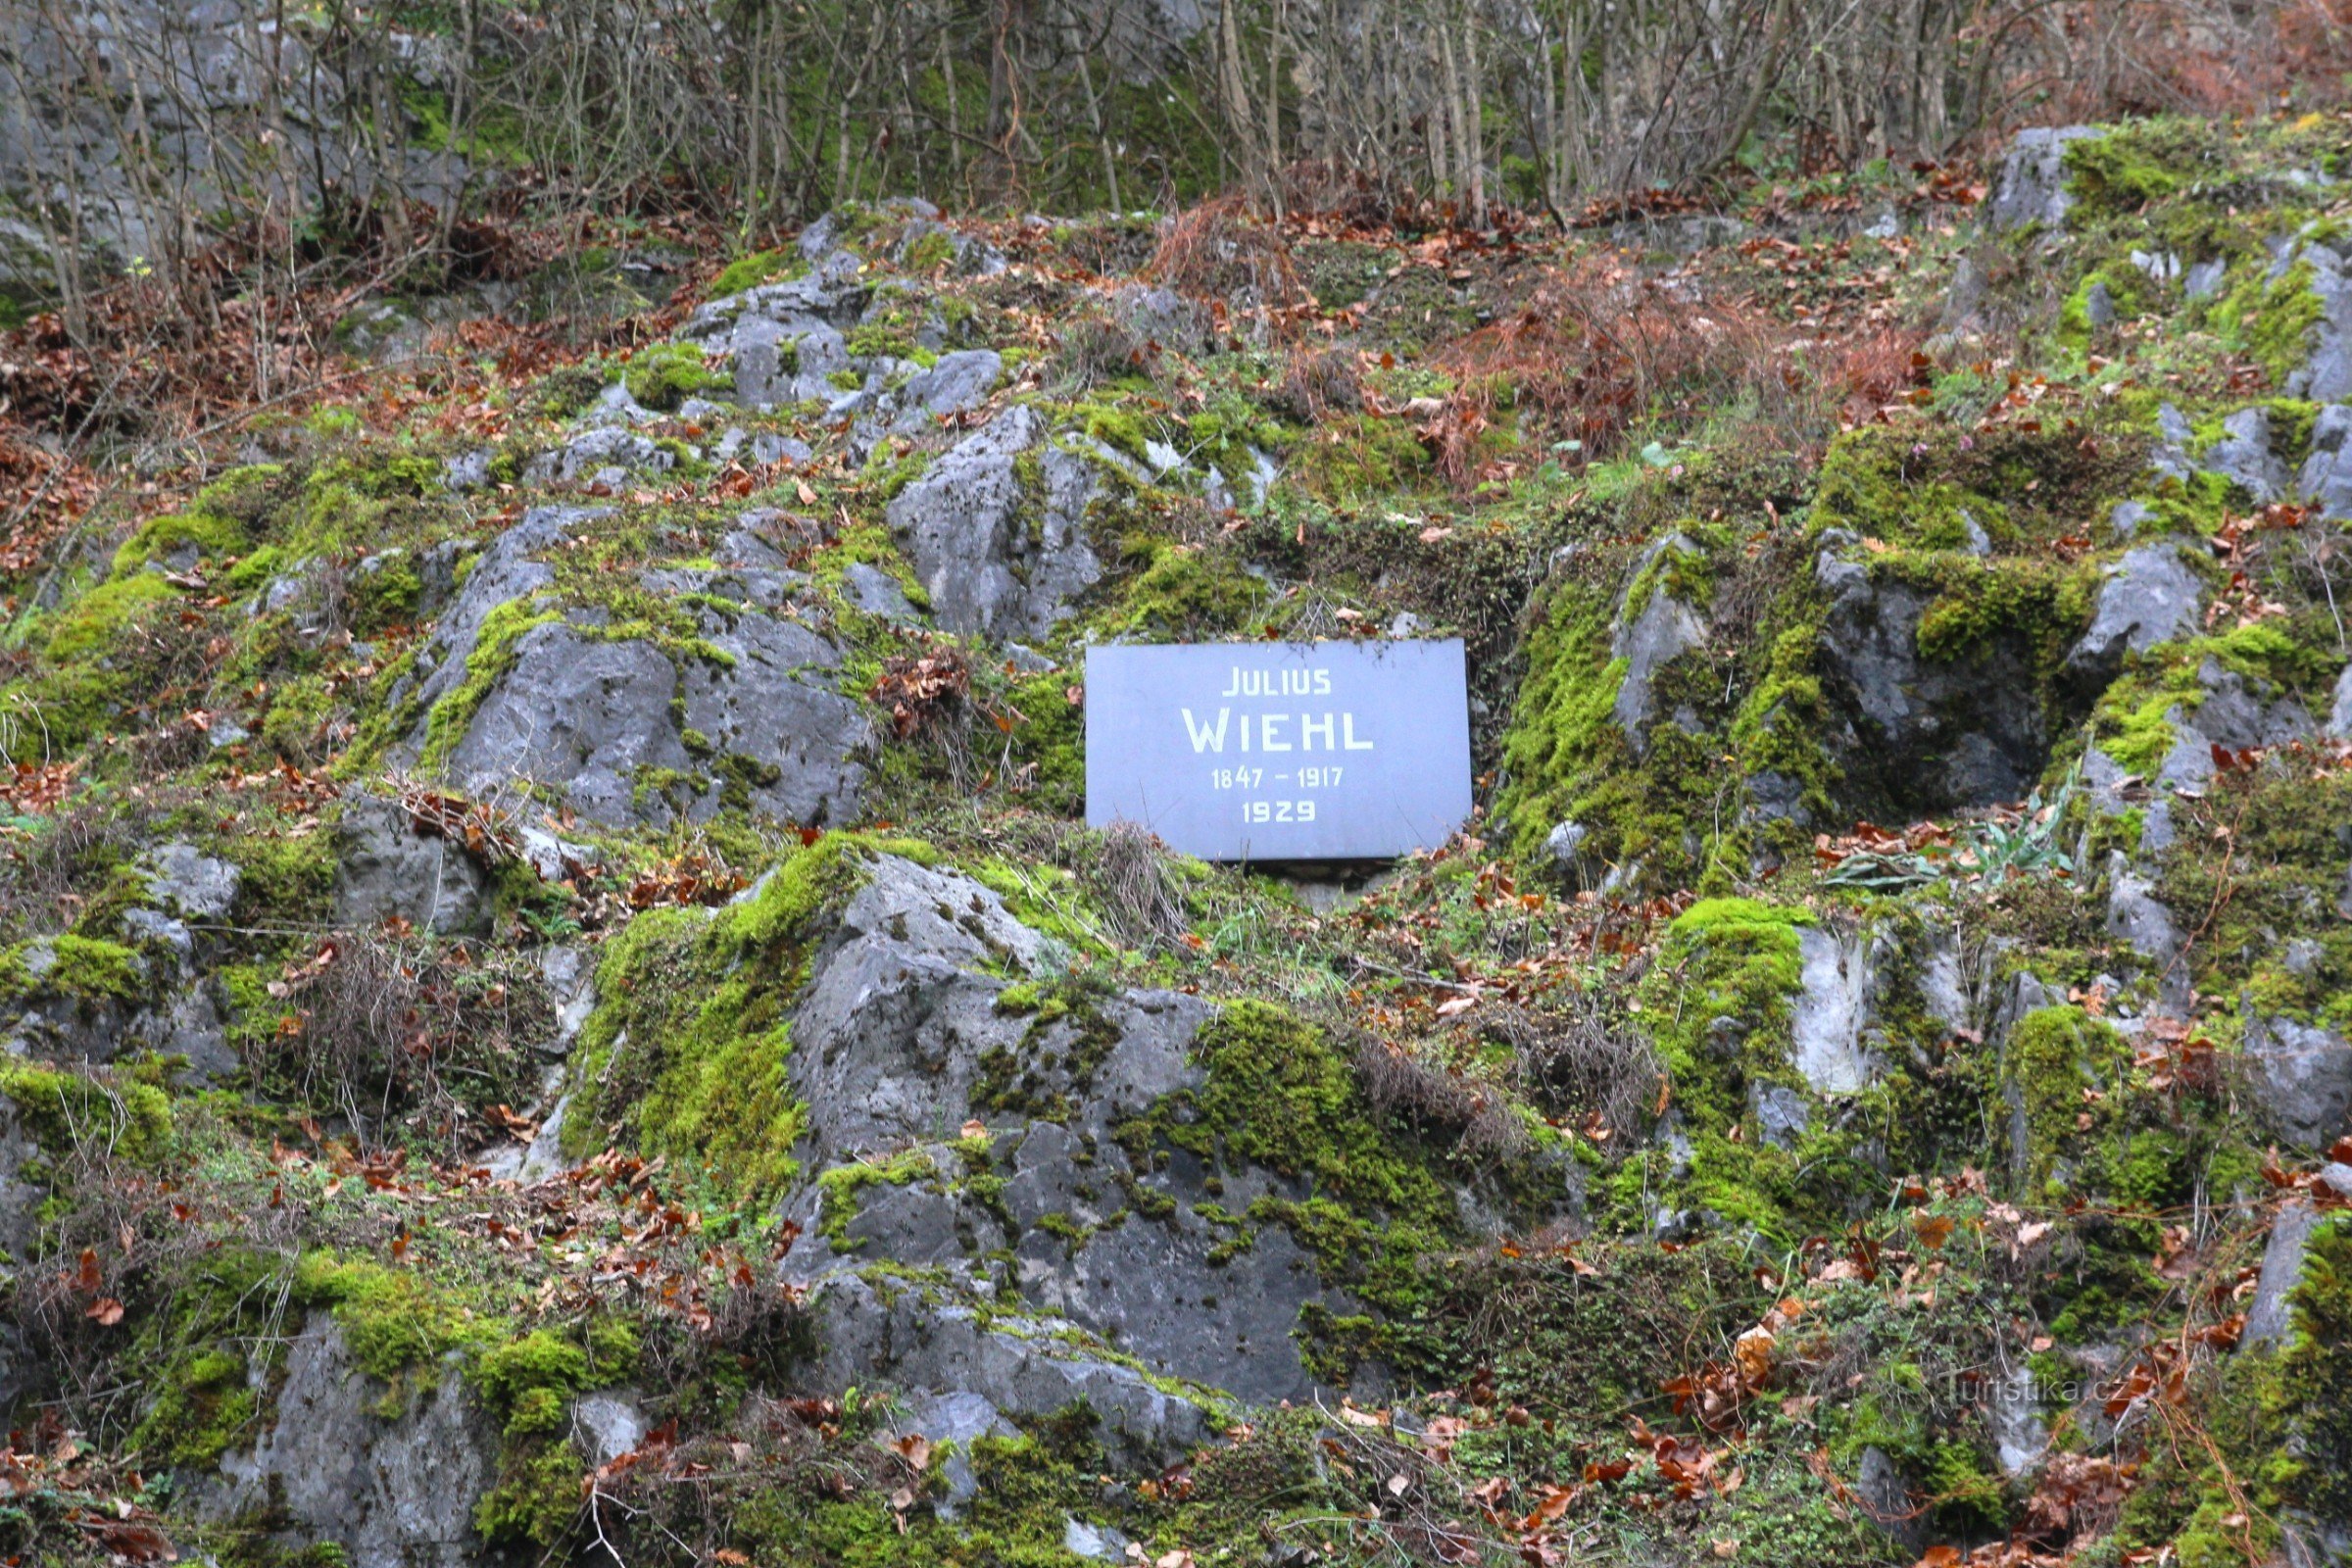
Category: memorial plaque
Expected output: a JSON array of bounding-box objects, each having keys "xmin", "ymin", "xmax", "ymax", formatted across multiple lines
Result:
[{"xmin": 1085, "ymin": 640, "xmax": 1472, "ymax": 860}]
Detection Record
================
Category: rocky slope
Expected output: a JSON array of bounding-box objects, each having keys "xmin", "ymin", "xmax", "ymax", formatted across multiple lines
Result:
[{"xmin": 3, "ymin": 122, "xmax": 2351, "ymax": 1568}]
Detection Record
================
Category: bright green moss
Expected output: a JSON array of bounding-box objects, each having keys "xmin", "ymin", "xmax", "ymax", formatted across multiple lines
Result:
[
  {"xmin": 2093, "ymin": 621, "xmax": 2331, "ymax": 775},
  {"xmin": 534, "ymin": 364, "xmax": 608, "ymax": 418},
  {"xmin": 1620, "ymin": 533, "xmax": 1711, "ymax": 622},
  {"xmin": 132, "ymin": 1350, "xmax": 257, "ymax": 1466},
  {"xmin": 472, "ymin": 1442, "xmax": 584, "ymax": 1548},
  {"xmin": 2009, "ymin": 1004, "xmax": 2125, "ymax": 1187},
  {"xmin": 2209, "ymin": 256, "xmax": 2326, "ymax": 384},
  {"xmin": 1729, "ymin": 625, "xmax": 1839, "ymax": 837},
  {"xmin": 2278, "ymin": 1215, "xmax": 2352, "ymax": 1522},
  {"xmin": 0, "ymin": 934, "xmax": 144, "ymax": 1002},
  {"xmin": 292, "ymin": 1252, "xmax": 490, "ymax": 1381},
  {"xmin": 113, "ymin": 511, "xmax": 246, "ymax": 575},
  {"xmin": 622, "ymin": 342, "xmax": 727, "ymax": 412},
  {"xmin": 0, "ymin": 1060, "xmax": 172, "ymax": 1160},
  {"xmin": 1112, "ymin": 1002, "xmax": 1484, "ymax": 1377},
  {"xmin": 1494, "ymin": 575, "xmax": 1624, "ymax": 862},
  {"xmin": 2063, "ymin": 126, "xmax": 2193, "ymax": 216},
  {"xmin": 1079, "ymin": 403, "xmax": 1153, "ymax": 462},
  {"xmin": 416, "ymin": 597, "xmax": 559, "ymax": 771},
  {"xmin": 815, "ymin": 1148, "xmax": 938, "ymax": 1250},
  {"xmin": 350, "ymin": 554, "xmax": 422, "ymax": 632},
  {"xmin": 1287, "ymin": 412, "xmax": 1432, "ymax": 504},
  {"xmin": 311, "ymin": 452, "xmax": 439, "ymax": 503},
  {"xmin": 845, "ymin": 322, "xmax": 919, "ymax": 362},
  {"xmin": 46, "ymin": 573, "xmax": 180, "ymax": 661},
  {"xmin": 565, "ymin": 833, "xmax": 938, "ymax": 1201},
  {"xmin": 900, "ymin": 227, "xmax": 956, "ymax": 273},
  {"xmin": 1187, "ymin": 388, "xmax": 1293, "ymax": 476},
  {"xmin": 1808, "ymin": 427, "xmax": 2013, "ymax": 549},
  {"xmin": 471, "ymin": 1328, "xmax": 590, "ymax": 1430},
  {"xmin": 2058, "ymin": 265, "xmax": 2152, "ymax": 344},
  {"xmin": 6, "ymin": 571, "xmax": 182, "ymax": 745},
  {"xmin": 709, "ymin": 249, "xmax": 805, "ymax": 297},
  {"xmin": 1099, "ymin": 537, "xmax": 1264, "ymax": 640},
  {"xmin": 1648, "ymin": 898, "xmax": 1814, "ymax": 1122},
  {"xmin": 1907, "ymin": 556, "xmax": 2095, "ymax": 666}
]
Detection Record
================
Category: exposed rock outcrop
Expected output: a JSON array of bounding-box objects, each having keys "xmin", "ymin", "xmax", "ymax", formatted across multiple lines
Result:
[
  {"xmin": 778, "ymin": 856, "xmax": 1386, "ymax": 1446},
  {"xmin": 885, "ymin": 406, "xmax": 1106, "ymax": 637},
  {"xmin": 1815, "ymin": 549, "xmax": 2060, "ymax": 810},
  {"xmin": 1987, "ymin": 126, "xmax": 2104, "ymax": 231},
  {"xmin": 395, "ymin": 505, "xmax": 871, "ymax": 828},
  {"xmin": 207, "ymin": 1317, "xmax": 501, "ymax": 1568}
]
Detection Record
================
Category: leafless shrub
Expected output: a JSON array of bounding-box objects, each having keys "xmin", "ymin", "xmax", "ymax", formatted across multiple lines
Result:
[
  {"xmin": 1271, "ymin": 345, "xmax": 1361, "ymax": 422},
  {"xmin": 1498, "ymin": 997, "xmax": 1662, "ymax": 1144},
  {"xmin": 0, "ymin": 790, "xmax": 184, "ymax": 945},
  {"xmin": 1354, "ymin": 1033, "xmax": 1530, "ymax": 1163},
  {"xmin": 251, "ymin": 927, "xmax": 551, "ymax": 1154},
  {"xmin": 1051, "ymin": 308, "xmax": 1156, "ymax": 392},
  {"xmin": 1087, "ymin": 821, "xmax": 1193, "ymax": 951},
  {"xmin": 1144, "ymin": 196, "xmax": 1300, "ymax": 311}
]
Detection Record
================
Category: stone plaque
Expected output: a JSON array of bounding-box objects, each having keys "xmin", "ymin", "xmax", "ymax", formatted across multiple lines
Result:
[{"xmin": 1085, "ymin": 640, "xmax": 1472, "ymax": 860}]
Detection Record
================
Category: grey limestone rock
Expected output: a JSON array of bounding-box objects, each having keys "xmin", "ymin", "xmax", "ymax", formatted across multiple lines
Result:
[
  {"xmin": 885, "ymin": 405, "xmax": 1103, "ymax": 637},
  {"xmin": 2201, "ymin": 405, "xmax": 2290, "ymax": 502},
  {"xmin": 334, "ymin": 792, "xmax": 488, "ymax": 936},
  {"xmin": 1987, "ymin": 126, "xmax": 2104, "ymax": 231},
  {"xmin": 1064, "ymin": 1518, "xmax": 1135, "ymax": 1561},
  {"xmin": 1610, "ymin": 534, "xmax": 1708, "ymax": 748},
  {"xmin": 401, "ymin": 506, "xmax": 868, "ymax": 830},
  {"xmin": 2129, "ymin": 655, "xmax": 2316, "ymax": 853},
  {"xmin": 400, "ymin": 505, "xmax": 585, "ymax": 723},
  {"xmin": 2284, "ymin": 239, "xmax": 2352, "ymax": 403},
  {"xmin": 1856, "ymin": 1445, "xmax": 1925, "ymax": 1549},
  {"xmin": 523, "ymin": 424, "xmax": 675, "ymax": 486},
  {"xmin": 777, "ymin": 854, "xmax": 1498, "ymax": 1439},
  {"xmin": 206, "ymin": 1316, "xmax": 501, "ymax": 1568},
  {"xmin": 1815, "ymin": 546, "xmax": 2054, "ymax": 810},
  {"xmin": 887, "ymin": 349, "xmax": 1003, "ymax": 435},
  {"xmin": 798, "ymin": 1272, "xmax": 1213, "ymax": 1468},
  {"xmin": 2244, "ymin": 1200, "xmax": 2322, "ymax": 1348},
  {"xmin": 1789, "ymin": 925, "xmax": 1878, "ymax": 1096},
  {"xmin": 143, "ymin": 842, "xmax": 240, "ymax": 920},
  {"xmin": 440, "ymin": 448, "xmax": 495, "ymax": 492},
  {"xmin": 335, "ymin": 300, "xmax": 428, "ymax": 364},
  {"xmin": 1543, "ymin": 819, "xmax": 1591, "ymax": 878},
  {"xmin": 2242, "ymin": 1010, "xmax": 2352, "ymax": 1152},
  {"xmin": 2105, "ymin": 854, "xmax": 2188, "ymax": 1015},
  {"xmin": 890, "ymin": 1391, "xmax": 1015, "ymax": 1519},
  {"xmin": 572, "ymin": 1391, "xmax": 648, "ymax": 1463},
  {"xmin": 2301, "ymin": 404, "xmax": 2352, "ymax": 521},
  {"xmin": 2065, "ymin": 543, "xmax": 2205, "ymax": 686},
  {"xmin": 1986, "ymin": 1358, "xmax": 2049, "ymax": 1477},
  {"xmin": 1749, "ymin": 1082, "xmax": 1811, "ymax": 1150},
  {"xmin": 841, "ymin": 561, "xmax": 920, "ymax": 622},
  {"xmin": 438, "ymin": 609, "xmax": 868, "ymax": 830},
  {"xmin": 1105, "ymin": 283, "xmax": 1213, "ymax": 359}
]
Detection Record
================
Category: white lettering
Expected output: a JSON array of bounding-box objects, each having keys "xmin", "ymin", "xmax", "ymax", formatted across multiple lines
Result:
[
  {"xmin": 1262, "ymin": 713, "xmax": 1292, "ymax": 752},
  {"xmin": 1301, "ymin": 712, "xmax": 1335, "ymax": 752},
  {"xmin": 1182, "ymin": 708, "xmax": 1231, "ymax": 754},
  {"xmin": 1343, "ymin": 712, "xmax": 1374, "ymax": 751}
]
